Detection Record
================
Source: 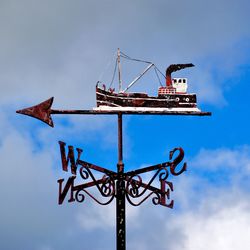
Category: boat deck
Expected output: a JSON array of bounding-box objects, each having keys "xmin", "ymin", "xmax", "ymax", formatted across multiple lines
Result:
[{"xmin": 91, "ymin": 106, "xmax": 211, "ymax": 116}]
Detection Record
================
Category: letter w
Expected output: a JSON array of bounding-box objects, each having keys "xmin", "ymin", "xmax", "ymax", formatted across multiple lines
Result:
[{"xmin": 59, "ymin": 141, "xmax": 83, "ymax": 175}]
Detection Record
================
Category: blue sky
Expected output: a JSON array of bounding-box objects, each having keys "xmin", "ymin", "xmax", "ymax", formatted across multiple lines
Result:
[{"xmin": 1, "ymin": 0, "xmax": 250, "ymax": 249}]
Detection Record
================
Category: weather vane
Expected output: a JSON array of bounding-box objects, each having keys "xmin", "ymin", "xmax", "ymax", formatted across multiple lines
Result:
[{"xmin": 17, "ymin": 49, "xmax": 211, "ymax": 250}]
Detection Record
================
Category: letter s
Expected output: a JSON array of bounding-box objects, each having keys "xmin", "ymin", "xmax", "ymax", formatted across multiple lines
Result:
[{"xmin": 169, "ymin": 147, "xmax": 187, "ymax": 176}]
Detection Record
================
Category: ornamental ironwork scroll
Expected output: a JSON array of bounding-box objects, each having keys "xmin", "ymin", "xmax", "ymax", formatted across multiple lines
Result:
[{"xmin": 58, "ymin": 141, "xmax": 186, "ymax": 208}]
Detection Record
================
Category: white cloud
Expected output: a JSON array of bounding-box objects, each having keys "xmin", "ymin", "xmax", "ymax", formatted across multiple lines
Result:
[
  {"xmin": 0, "ymin": 109, "xmax": 114, "ymax": 249},
  {"xmin": 77, "ymin": 202, "xmax": 115, "ymax": 231},
  {"xmin": 172, "ymin": 147, "xmax": 250, "ymax": 250},
  {"xmin": 173, "ymin": 196, "xmax": 250, "ymax": 250},
  {"xmin": 190, "ymin": 146, "xmax": 250, "ymax": 191},
  {"xmin": 192, "ymin": 146, "xmax": 250, "ymax": 171},
  {"xmin": 125, "ymin": 146, "xmax": 250, "ymax": 250}
]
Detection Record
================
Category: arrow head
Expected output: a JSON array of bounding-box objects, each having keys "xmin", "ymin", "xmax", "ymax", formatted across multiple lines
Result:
[{"xmin": 16, "ymin": 97, "xmax": 54, "ymax": 127}]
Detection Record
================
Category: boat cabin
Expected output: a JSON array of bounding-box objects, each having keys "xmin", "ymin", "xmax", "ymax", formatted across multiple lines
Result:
[
  {"xmin": 158, "ymin": 78, "xmax": 188, "ymax": 95},
  {"xmin": 172, "ymin": 78, "xmax": 188, "ymax": 93}
]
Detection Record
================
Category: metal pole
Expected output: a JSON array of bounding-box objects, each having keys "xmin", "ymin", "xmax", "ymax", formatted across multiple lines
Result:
[
  {"xmin": 116, "ymin": 113, "xmax": 126, "ymax": 250},
  {"xmin": 117, "ymin": 48, "xmax": 123, "ymax": 93},
  {"xmin": 118, "ymin": 113, "xmax": 123, "ymax": 168}
]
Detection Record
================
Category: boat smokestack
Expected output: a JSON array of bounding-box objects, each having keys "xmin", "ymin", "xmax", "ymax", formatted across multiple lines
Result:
[{"xmin": 166, "ymin": 63, "xmax": 194, "ymax": 87}]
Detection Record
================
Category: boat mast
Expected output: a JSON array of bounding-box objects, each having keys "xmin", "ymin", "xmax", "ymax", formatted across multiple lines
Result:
[{"xmin": 117, "ymin": 48, "xmax": 123, "ymax": 93}]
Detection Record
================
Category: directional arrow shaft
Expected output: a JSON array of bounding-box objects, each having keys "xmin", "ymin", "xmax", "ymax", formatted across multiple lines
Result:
[{"xmin": 16, "ymin": 97, "xmax": 211, "ymax": 127}]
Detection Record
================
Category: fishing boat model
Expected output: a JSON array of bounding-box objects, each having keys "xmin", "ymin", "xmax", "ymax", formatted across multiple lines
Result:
[{"xmin": 94, "ymin": 49, "xmax": 200, "ymax": 112}]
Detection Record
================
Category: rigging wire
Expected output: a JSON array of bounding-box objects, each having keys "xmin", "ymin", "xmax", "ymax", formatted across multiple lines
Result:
[
  {"xmin": 120, "ymin": 51, "xmax": 153, "ymax": 64},
  {"xmin": 120, "ymin": 50, "xmax": 168, "ymax": 89},
  {"xmin": 97, "ymin": 51, "xmax": 117, "ymax": 85},
  {"xmin": 154, "ymin": 66, "xmax": 163, "ymax": 86},
  {"xmin": 108, "ymin": 58, "xmax": 118, "ymax": 89},
  {"xmin": 97, "ymin": 60, "xmax": 111, "ymax": 83},
  {"xmin": 120, "ymin": 50, "xmax": 166, "ymax": 82},
  {"xmin": 154, "ymin": 65, "xmax": 166, "ymax": 79},
  {"xmin": 154, "ymin": 66, "xmax": 167, "ymax": 87},
  {"xmin": 98, "ymin": 49, "xmax": 167, "ymax": 91}
]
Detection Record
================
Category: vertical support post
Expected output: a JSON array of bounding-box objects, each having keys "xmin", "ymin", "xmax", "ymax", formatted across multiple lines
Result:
[
  {"xmin": 117, "ymin": 48, "xmax": 123, "ymax": 93},
  {"xmin": 116, "ymin": 113, "xmax": 126, "ymax": 250},
  {"xmin": 118, "ymin": 112, "xmax": 123, "ymax": 169}
]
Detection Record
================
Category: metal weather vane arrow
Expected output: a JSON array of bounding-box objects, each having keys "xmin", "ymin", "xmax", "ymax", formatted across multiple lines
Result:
[
  {"xmin": 16, "ymin": 97, "xmax": 101, "ymax": 127},
  {"xmin": 17, "ymin": 97, "xmax": 55, "ymax": 127},
  {"xmin": 16, "ymin": 97, "xmax": 211, "ymax": 127},
  {"xmin": 16, "ymin": 49, "xmax": 211, "ymax": 250}
]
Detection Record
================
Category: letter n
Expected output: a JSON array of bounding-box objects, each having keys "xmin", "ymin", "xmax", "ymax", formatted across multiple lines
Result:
[
  {"xmin": 58, "ymin": 141, "xmax": 83, "ymax": 175},
  {"xmin": 57, "ymin": 176, "xmax": 76, "ymax": 205}
]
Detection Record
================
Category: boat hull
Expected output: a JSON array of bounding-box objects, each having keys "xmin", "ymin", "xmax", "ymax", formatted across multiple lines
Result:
[{"xmin": 96, "ymin": 86, "xmax": 197, "ymax": 109}]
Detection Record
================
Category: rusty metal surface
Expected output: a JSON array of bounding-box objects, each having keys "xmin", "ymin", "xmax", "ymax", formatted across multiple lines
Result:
[
  {"xmin": 57, "ymin": 155, "xmax": 184, "ymax": 207},
  {"xmin": 54, "ymin": 109, "xmax": 211, "ymax": 116},
  {"xmin": 116, "ymin": 112, "xmax": 126, "ymax": 250},
  {"xmin": 16, "ymin": 97, "xmax": 54, "ymax": 127},
  {"xmin": 96, "ymin": 85, "xmax": 198, "ymax": 108},
  {"xmin": 16, "ymin": 97, "xmax": 211, "ymax": 127},
  {"xmin": 58, "ymin": 141, "xmax": 186, "ymax": 208}
]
